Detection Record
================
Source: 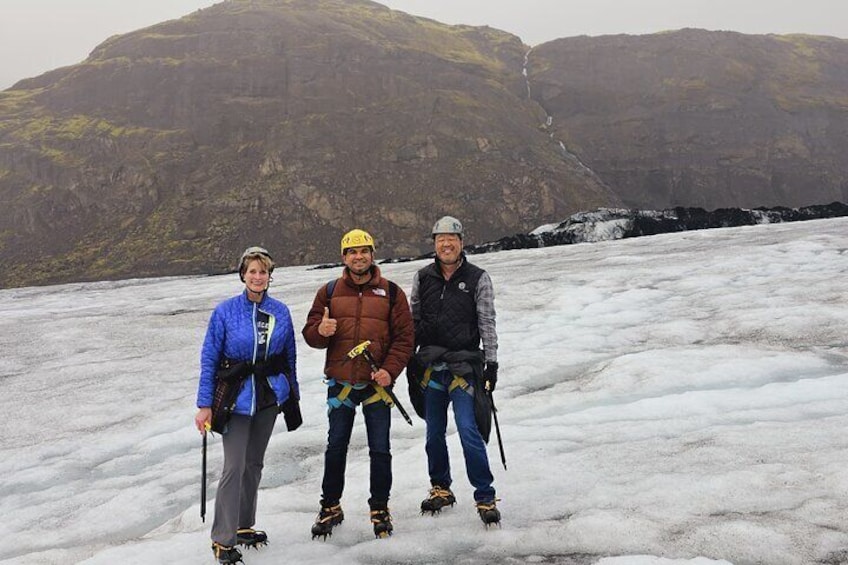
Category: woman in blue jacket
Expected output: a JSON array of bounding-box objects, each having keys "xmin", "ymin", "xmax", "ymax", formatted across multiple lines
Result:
[{"xmin": 194, "ymin": 246, "xmax": 298, "ymax": 565}]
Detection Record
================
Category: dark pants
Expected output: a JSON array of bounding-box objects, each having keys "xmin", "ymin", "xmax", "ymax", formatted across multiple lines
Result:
[
  {"xmin": 321, "ymin": 385, "xmax": 392, "ymax": 508},
  {"xmin": 212, "ymin": 408, "xmax": 277, "ymax": 546}
]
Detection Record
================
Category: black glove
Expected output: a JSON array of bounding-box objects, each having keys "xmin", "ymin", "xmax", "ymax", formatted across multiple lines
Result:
[
  {"xmin": 406, "ymin": 355, "xmax": 424, "ymax": 384},
  {"xmin": 254, "ymin": 353, "xmax": 290, "ymax": 379},
  {"xmin": 406, "ymin": 355, "xmax": 426, "ymax": 419},
  {"xmin": 279, "ymin": 395, "xmax": 302, "ymax": 431},
  {"xmin": 217, "ymin": 359, "xmax": 253, "ymax": 383},
  {"xmin": 483, "ymin": 361, "xmax": 498, "ymax": 392}
]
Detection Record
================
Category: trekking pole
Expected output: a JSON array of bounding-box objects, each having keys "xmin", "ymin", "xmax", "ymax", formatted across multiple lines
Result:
[
  {"xmin": 347, "ymin": 341, "xmax": 414, "ymax": 426},
  {"xmin": 201, "ymin": 422, "xmax": 209, "ymax": 522},
  {"xmin": 487, "ymin": 383, "xmax": 507, "ymax": 470}
]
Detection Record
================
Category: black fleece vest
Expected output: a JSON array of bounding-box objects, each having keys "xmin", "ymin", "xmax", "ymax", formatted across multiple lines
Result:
[{"xmin": 416, "ymin": 258, "xmax": 484, "ymax": 352}]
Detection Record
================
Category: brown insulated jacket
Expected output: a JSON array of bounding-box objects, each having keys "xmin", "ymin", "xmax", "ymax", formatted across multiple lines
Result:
[{"xmin": 302, "ymin": 266, "xmax": 414, "ymax": 385}]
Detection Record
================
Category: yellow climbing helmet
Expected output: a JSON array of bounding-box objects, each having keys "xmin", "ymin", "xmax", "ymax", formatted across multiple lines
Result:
[{"xmin": 340, "ymin": 229, "xmax": 375, "ymax": 254}]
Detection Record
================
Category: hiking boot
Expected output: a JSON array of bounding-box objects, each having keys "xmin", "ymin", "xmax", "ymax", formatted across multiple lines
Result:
[
  {"xmin": 311, "ymin": 503, "xmax": 344, "ymax": 540},
  {"xmin": 211, "ymin": 542, "xmax": 244, "ymax": 564},
  {"xmin": 476, "ymin": 499, "xmax": 501, "ymax": 527},
  {"xmin": 370, "ymin": 508, "xmax": 393, "ymax": 538},
  {"xmin": 420, "ymin": 485, "xmax": 456, "ymax": 515},
  {"xmin": 236, "ymin": 527, "xmax": 268, "ymax": 548}
]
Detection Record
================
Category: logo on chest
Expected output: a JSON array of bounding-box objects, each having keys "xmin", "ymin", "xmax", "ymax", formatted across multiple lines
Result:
[{"xmin": 372, "ymin": 288, "xmax": 387, "ymax": 297}]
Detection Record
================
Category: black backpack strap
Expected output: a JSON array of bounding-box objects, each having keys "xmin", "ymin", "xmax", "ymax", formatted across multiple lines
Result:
[
  {"xmin": 326, "ymin": 278, "xmax": 339, "ymax": 316},
  {"xmin": 388, "ymin": 280, "xmax": 398, "ymax": 308},
  {"xmin": 387, "ymin": 280, "xmax": 399, "ymax": 341}
]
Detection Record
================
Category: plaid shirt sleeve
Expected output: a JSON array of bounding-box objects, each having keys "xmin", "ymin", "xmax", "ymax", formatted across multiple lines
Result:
[
  {"xmin": 475, "ymin": 271, "xmax": 498, "ymax": 363},
  {"xmin": 410, "ymin": 271, "xmax": 421, "ymax": 323}
]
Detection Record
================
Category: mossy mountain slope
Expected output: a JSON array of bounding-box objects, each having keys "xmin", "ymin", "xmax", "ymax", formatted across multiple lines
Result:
[
  {"xmin": 0, "ymin": 0, "xmax": 616, "ymax": 287},
  {"xmin": 3, "ymin": 7, "xmax": 848, "ymax": 288}
]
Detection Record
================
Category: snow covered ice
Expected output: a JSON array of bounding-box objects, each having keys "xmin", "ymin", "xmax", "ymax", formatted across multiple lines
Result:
[{"xmin": 1, "ymin": 218, "xmax": 847, "ymax": 565}]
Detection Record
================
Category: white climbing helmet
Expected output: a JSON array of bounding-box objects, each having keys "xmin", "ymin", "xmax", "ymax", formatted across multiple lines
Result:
[{"xmin": 431, "ymin": 216, "xmax": 463, "ymax": 239}]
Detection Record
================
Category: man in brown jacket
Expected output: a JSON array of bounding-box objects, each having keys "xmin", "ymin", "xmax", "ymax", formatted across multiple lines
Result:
[{"xmin": 302, "ymin": 229, "xmax": 414, "ymax": 539}]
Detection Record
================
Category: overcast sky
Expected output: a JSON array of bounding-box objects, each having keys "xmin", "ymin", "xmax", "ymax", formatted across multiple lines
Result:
[{"xmin": 2, "ymin": 0, "xmax": 847, "ymax": 90}]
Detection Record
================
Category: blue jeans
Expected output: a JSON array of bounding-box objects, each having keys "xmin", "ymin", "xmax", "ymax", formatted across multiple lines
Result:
[
  {"xmin": 321, "ymin": 384, "xmax": 392, "ymax": 508},
  {"xmin": 425, "ymin": 369, "xmax": 495, "ymax": 502}
]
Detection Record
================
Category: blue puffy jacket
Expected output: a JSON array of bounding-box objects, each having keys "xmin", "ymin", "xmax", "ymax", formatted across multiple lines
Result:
[{"xmin": 196, "ymin": 290, "xmax": 298, "ymax": 416}]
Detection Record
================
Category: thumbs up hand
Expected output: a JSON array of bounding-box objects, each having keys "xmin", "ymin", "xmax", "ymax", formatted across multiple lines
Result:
[{"xmin": 318, "ymin": 306, "xmax": 337, "ymax": 337}]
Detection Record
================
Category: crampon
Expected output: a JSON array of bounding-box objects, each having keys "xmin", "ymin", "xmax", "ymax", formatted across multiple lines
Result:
[
  {"xmin": 420, "ymin": 485, "xmax": 456, "ymax": 515},
  {"xmin": 370, "ymin": 508, "xmax": 393, "ymax": 538},
  {"xmin": 476, "ymin": 500, "xmax": 501, "ymax": 528},
  {"xmin": 236, "ymin": 528, "xmax": 268, "ymax": 548},
  {"xmin": 211, "ymin": 542, "xmax": 244, "ymax": 564},
  {"xmin": 311, "ymin": 503, "xmax": 344, "ymax": 540}
]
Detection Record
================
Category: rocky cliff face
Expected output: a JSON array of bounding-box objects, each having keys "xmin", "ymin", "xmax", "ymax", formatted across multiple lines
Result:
[
  {"xmin": 1, "ymin": 4, "xmax": 847, "ymax": 288},
  {"xmin": 0, "ymin": 0, "xmax": 617, "ymax": 287},
  {"xmin": 527, "ymin": 29, "xmax": 848, "ymax": 210},
  {"xmin": 462, "ymin": 203, "xmax": 848, "ymax": 255}
]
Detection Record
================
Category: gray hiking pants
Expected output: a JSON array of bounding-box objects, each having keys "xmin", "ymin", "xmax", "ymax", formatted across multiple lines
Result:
[{"xmin": 211, "ymin": 408, "xmax": 277, "ymax": 546}]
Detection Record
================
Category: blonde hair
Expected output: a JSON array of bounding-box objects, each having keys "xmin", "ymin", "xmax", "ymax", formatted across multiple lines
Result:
[
  {"xmin": 238, "ymin": 247, "xmax": 274, "ymax": 281},
  {"xmin": 241, "ymin": 253, "xmax": 273, "ymax": 273}
]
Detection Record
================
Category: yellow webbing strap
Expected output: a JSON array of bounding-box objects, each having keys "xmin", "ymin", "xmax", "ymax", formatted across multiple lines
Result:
[
  {"xmin": 363, "ymin": 385, "xmax": 394, "ymax": 407},
  {"xmin": 422, "ymin": 367, "xmax": 470, "ymax": 393},
  {"xmin": 326, "ymin": 378, "xmax": 369, "ymax": 410},
  {"xmin": 448, "ymin": 376, "xmax": 469, "ymax": 393},
  {"xmin": 336, "ymin": 384, "xmax": 353, "ymax": 404},
  {"xmin": 421, "ymin": 367, "xmax": 433, "ymax": 389}
]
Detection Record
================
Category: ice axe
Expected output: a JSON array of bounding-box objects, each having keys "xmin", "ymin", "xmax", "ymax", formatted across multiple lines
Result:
[
  {"xmin": 486, "ymin": 381, "xmax": 507, "ymax": 470},
  {"xmin": 201, "ymin": 422, "xmax": 210, "ymax": 522},
  {"xmin": 346, "ymin": 340, "xmax": 413, "ymax": 426}
]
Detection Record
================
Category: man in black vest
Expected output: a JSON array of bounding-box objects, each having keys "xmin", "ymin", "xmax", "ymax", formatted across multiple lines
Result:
[{"xmin": 409, "ymin": 216, "xmax": 501, "ymax": 526}]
